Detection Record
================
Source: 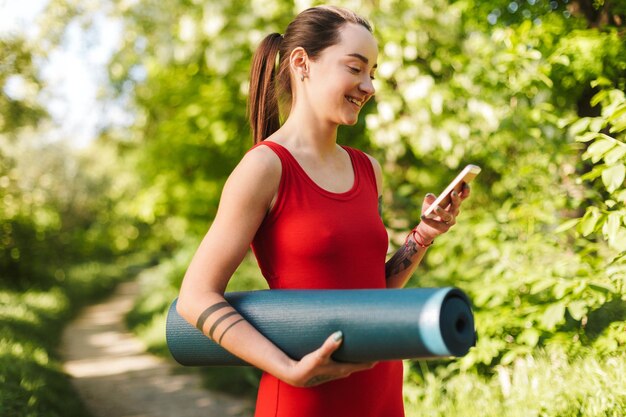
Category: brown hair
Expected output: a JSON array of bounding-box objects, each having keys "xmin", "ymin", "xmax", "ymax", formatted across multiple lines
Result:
[{"xmin": 247, "ymin": 6, "xmax": 372, "ymax": 144}]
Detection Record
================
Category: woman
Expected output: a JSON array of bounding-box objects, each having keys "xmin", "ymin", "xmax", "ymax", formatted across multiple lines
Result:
[{"xmin": 177, "ymin": 5, "xmax": 469, "ymax": 417}]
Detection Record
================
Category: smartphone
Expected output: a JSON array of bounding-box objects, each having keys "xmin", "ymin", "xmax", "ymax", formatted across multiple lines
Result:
[{"xmin": 422, "ymin": 164, "xmax": 481, "ymax": 219}]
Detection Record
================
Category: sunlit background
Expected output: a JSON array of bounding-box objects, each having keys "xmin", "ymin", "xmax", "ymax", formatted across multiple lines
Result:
[{"xmin": 1, "ymin": 0, "xmax": 625, "ymax": 416}]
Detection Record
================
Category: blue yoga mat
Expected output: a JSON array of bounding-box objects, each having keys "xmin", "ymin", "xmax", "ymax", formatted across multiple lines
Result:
[{"xmin": 166, "ymin": 287, "xmax": 475, "ymax": 366}]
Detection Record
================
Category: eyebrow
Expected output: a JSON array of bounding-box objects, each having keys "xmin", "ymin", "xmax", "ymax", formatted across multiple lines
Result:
[{"xmin": 346, "ymin": 53, "xmax": 378, "ymax": 69}]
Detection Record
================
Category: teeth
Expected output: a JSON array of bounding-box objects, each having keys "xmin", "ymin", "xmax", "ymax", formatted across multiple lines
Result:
[{"xmin": 347, "ymin": 96, "xmax": 362, "ymax": 107}]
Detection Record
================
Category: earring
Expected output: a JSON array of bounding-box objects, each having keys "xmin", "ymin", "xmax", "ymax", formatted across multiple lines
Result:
[{"xmin": 301, "ymin": 74, "xmax": 305, "ymax": 81}]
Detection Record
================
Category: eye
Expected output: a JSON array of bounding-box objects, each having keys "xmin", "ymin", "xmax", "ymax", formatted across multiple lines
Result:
[
  {"xmin": 370, "ymin": 74, "xmax": 376, "ymax": 80},
  {"xmin": 348, "ymin": 66, "xmax": 361, "ymax": 73}
]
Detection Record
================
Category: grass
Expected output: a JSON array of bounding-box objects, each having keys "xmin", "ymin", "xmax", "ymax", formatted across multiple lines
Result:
[
  {"xmin": 0, "ymin": 254, "xmax": 151, "ymax": 417},
  {"xmin": 403, "ymin": 348, "xmax": 626, "ymax": 417}
]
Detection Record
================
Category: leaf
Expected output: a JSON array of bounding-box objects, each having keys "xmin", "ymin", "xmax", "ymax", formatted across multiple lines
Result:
[
  {"xmin": 589, "ymin": 117, "xmax": 605, "ymax": 133},
  {"xmin": 603, "ymin": 212, "xmax": 622, "ymax": 242},
  {"xmin": 567, "ymin": 300, "xmax": 588, "ymax": 321},
  {"xmin": 602, "ymin": 163, "xmax": 625, "ymax": 193},
  {"xmin": 588, "ymin": 282, "xmax": 617, "ymax": 293},
  {"xmin": 575, "ymin": 131, "xmax": 598, "ymax": 143},
  {"xmin": 555, "ymin": 218, "xmax": 579, "ymax": 233},
  {"xmin": 608, "ymin": 104, "xmax": 626, "ymax": 122},
  {"xmin": 590, "ymin": 89, "xmax": 608, "ymax": 107},
  {"xmin": 603, "ymin": 145, "xmax": 626, "ymax": 165},
  {"xmin": 541, "ymin": 302, "xmax": 566, "ymax": 330},
  {"xmin": 530, "ymin": 279, "xmax": 555, "ymax": 294},
  {"xmin": 568, "ymin": 117, "xmax": 590, "ymax": 136},
  {"xmin": 608, "ymin": 227, "xmax": 626, "ymax": 252},
  {"xmin": 580, "ymin": 166, "xmax": 604, "ymax": 182},
  {"xmin": 609, "ymin": 118, "xmax": 626, "ymax": 134},
  {"xmin": 614, "ymin": 189, "xmax": 626, "ymax": 203},
  {"xmin": 591, "ymin": 77, "xmax": 613, "ymax": 88},
  {"xmin": 584, "ymin": 139, "xmax": 614, "ymax": 163},
  {"xmin": 579, "ymin": 207, "xmax": 601, "ymax": 236},
  {"xmin": 517, "ymin": 328, "xmax": 541, "ymax": 347}
]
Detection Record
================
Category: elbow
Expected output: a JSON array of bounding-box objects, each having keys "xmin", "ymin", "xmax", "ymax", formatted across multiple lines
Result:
[{"xmin": 175, "ymin": 290, "xmax": 198, "ymax": 327}]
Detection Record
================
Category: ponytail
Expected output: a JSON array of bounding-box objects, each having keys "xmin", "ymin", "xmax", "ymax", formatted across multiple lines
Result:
[{"xmin": 248, "ymin": 33, "xmax": 283, "ymax": 144}]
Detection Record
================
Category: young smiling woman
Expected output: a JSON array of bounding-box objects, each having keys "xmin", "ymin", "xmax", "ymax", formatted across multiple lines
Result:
[{"xmin": 176, "ymin": 5, "xmax": 470, "ymax": 417}]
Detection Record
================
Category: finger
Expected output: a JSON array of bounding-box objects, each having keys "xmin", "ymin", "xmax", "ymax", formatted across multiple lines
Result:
[
  {"xmin": 424, "ymin": 193, "xmax": 437, "ymax": 204},
  {"xmin": 314, "ymin": 331, "xmax": 344, "ymax": 362},
  {"xmin": 421, "ymin": 193, "xmax": 437, "ymax": 214},
  {"xmin": 419, "ymin": 216, "xmax": 450, "ymax": 231},
  {"xmin": 460, "ymin": 183, "xmax": 471, "ymax": 199},
  {"xmin": 434, "ymin": 206, "xmax": 455, "ymax": 224},
  {"xmin": 449, "ymin": 190, "xmax": 461, "ymax": 214}
]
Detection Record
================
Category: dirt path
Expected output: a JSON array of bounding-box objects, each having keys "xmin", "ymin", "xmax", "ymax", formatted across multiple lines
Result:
[{"xmin": 60, "ymin": 280, "xmax": 254, "ymax": 417}]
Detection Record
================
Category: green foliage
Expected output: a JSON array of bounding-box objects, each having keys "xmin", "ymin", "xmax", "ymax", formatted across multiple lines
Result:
[
  {"xmin": 404, "ymin": 349, "xmax": 626, "ymax": 417},
  {"xmin": 0, "ymin": 259, "xmax": 140, "ymax": 417},
  {"xmin": 569, "ymin": 84, "xmax": 626, "ymax": 253},
  {"xmin": 0, "ymin": 137, "xmax": 147, "ymax": 290},
  {"xmin": 4, "ymin": 0, "xmax": 625, "ymax": 414},
  {"xmin": 0, "ymin": 37, "xmax": 47, "ymax": 136}
]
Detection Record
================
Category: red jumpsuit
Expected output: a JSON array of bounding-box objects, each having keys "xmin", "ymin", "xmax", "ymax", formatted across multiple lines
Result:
[{"xmin": 250, "ymin": 140, "xmax": 405, "ymax": 417}]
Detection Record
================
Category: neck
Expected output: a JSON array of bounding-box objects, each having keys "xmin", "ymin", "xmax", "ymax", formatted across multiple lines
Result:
[{"xmin": 278, "ymin": 101, "xmax": 339, "ymax": 157}]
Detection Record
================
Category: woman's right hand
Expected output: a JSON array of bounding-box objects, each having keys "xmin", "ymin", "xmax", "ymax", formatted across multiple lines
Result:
[{"xmin": 280, "ymin": 331, "xmax": 377, "ymax": 387}]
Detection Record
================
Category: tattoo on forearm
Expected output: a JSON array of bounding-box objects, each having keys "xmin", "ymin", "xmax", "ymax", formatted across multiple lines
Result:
[
  {"xmin": 208, "ymin": 310, "xmax": 240, "ymax": 340},
  {"xmin": 196, "ymin": 302, "xmax": 229, "ymax": 331},
  {"xmin": 217, "ymin": 318, "xmax": 245, "ymax": 344},
  {"xmin": 305, "ymin": 375, "xmax": 335, "ymax": 387},
  {"xmin": 378, "ymin": 195, "xmax": 383, "ymax": 218},
  {"xmin": 385, "ymin": 238, "xmax": 418, "ymax": 278},
  {"xmin": 196, "ymin": 301, "xmax": 245, "ymax": 344}
]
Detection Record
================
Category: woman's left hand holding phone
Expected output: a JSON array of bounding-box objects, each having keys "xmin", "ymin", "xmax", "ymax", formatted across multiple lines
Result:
[{"xmin": 412, "ymin": 183, "xmax": 471, "ymax": 246}]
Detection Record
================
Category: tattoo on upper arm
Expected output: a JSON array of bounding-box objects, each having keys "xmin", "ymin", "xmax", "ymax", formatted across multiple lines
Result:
[
  {"xmin": 385, "ymin": 238, "xmax": 418, "ymax": 278},
  {"xmin": 378, "ymin": 195, "xmax": 383, "ymax": 218}
]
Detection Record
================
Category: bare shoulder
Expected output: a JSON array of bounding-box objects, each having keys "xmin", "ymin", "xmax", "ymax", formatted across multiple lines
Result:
[
  {"xmin": 237, "ymin": 144, "xmax": 282, "ymax": 178},
  {"xmin": 363, "ymin": 152, "xmax": 383, "ymax": 195},
  {"xmin": 222, "ymin": 144, "xmax": 282, "ymax": 206}
]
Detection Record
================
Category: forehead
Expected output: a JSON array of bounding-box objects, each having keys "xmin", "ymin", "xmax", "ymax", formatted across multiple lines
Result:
[{"xmin": 323, "ymin": 23, "xmax": 378, "ymax": 65}]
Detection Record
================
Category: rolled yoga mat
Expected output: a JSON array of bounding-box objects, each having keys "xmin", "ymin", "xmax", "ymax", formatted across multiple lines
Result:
[{"xmin": 166, "ymin": 287, "xmax": 476, "ymax": 366}]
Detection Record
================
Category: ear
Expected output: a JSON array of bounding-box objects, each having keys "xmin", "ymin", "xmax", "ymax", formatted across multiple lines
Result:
[{"xmin": 289, "ymin": 46, "xmax": 309, "ymax": 80}]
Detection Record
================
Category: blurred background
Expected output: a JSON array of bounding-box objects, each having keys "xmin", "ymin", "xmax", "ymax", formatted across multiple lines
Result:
[{"xmin": 1, "ymin": 0, "xmax": 625, "ymax": 416}]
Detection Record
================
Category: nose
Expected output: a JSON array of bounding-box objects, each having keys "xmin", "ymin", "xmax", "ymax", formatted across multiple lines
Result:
[{"xmin": 359, "ymin": 76, "xmax": 375, "ymax": 97}]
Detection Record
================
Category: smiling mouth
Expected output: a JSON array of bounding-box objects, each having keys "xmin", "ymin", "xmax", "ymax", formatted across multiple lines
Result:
[{"xmin": 346, "ymin": 96, "xmax": 364, "ymax": 108}]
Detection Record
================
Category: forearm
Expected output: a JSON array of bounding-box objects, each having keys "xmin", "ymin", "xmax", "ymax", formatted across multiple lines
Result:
[
  {"xmin": 177, "ymin": 291, "xmax": 295, "ymax": 379},
  {"xmin": 385, "ymin": 231, "xmax": 431, "ymax": 288}
]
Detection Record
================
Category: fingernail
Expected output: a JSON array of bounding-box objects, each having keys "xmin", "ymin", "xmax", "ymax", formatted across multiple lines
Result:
[
  {"xmin": 426, "ymin": 193, "xmax": 435, "ymax": 198},
  {"xmin": 420, "ymin": 214, "xmax": 426, "ymax": 220},
  {"xmin": 333, "ymin": 331, "xmax": 343, "ymax": 342},
  {"xmin": 452, "ymin": 191, "xmax": 458, "ymax": 197}
]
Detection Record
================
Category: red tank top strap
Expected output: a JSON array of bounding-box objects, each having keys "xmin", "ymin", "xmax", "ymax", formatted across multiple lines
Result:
[
  {"xmin": 341, "ymin": 146, "xmax": 379, "ymax": 197},
  {"xmin": 250, "ymin": 140, "xmax": 290, "ymax": 159}
]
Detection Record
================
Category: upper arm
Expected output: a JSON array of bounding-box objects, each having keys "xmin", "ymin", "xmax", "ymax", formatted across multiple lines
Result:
[
  {"xmin": 179, "ymin": 146, "xmax": 281, "ymax": 297},
  {"xmin": 365, "ymin": 154, "xmax": 383, "ymax": 216},
  {"xmin": 365, "ymin": 153, "xmax": 383, "ymax": 197}
]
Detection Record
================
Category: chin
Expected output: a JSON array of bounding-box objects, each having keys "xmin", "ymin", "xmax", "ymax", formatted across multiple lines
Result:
[{"xmin": 336, "ymin": 115, "xmax": 359, "ymax": 126}]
